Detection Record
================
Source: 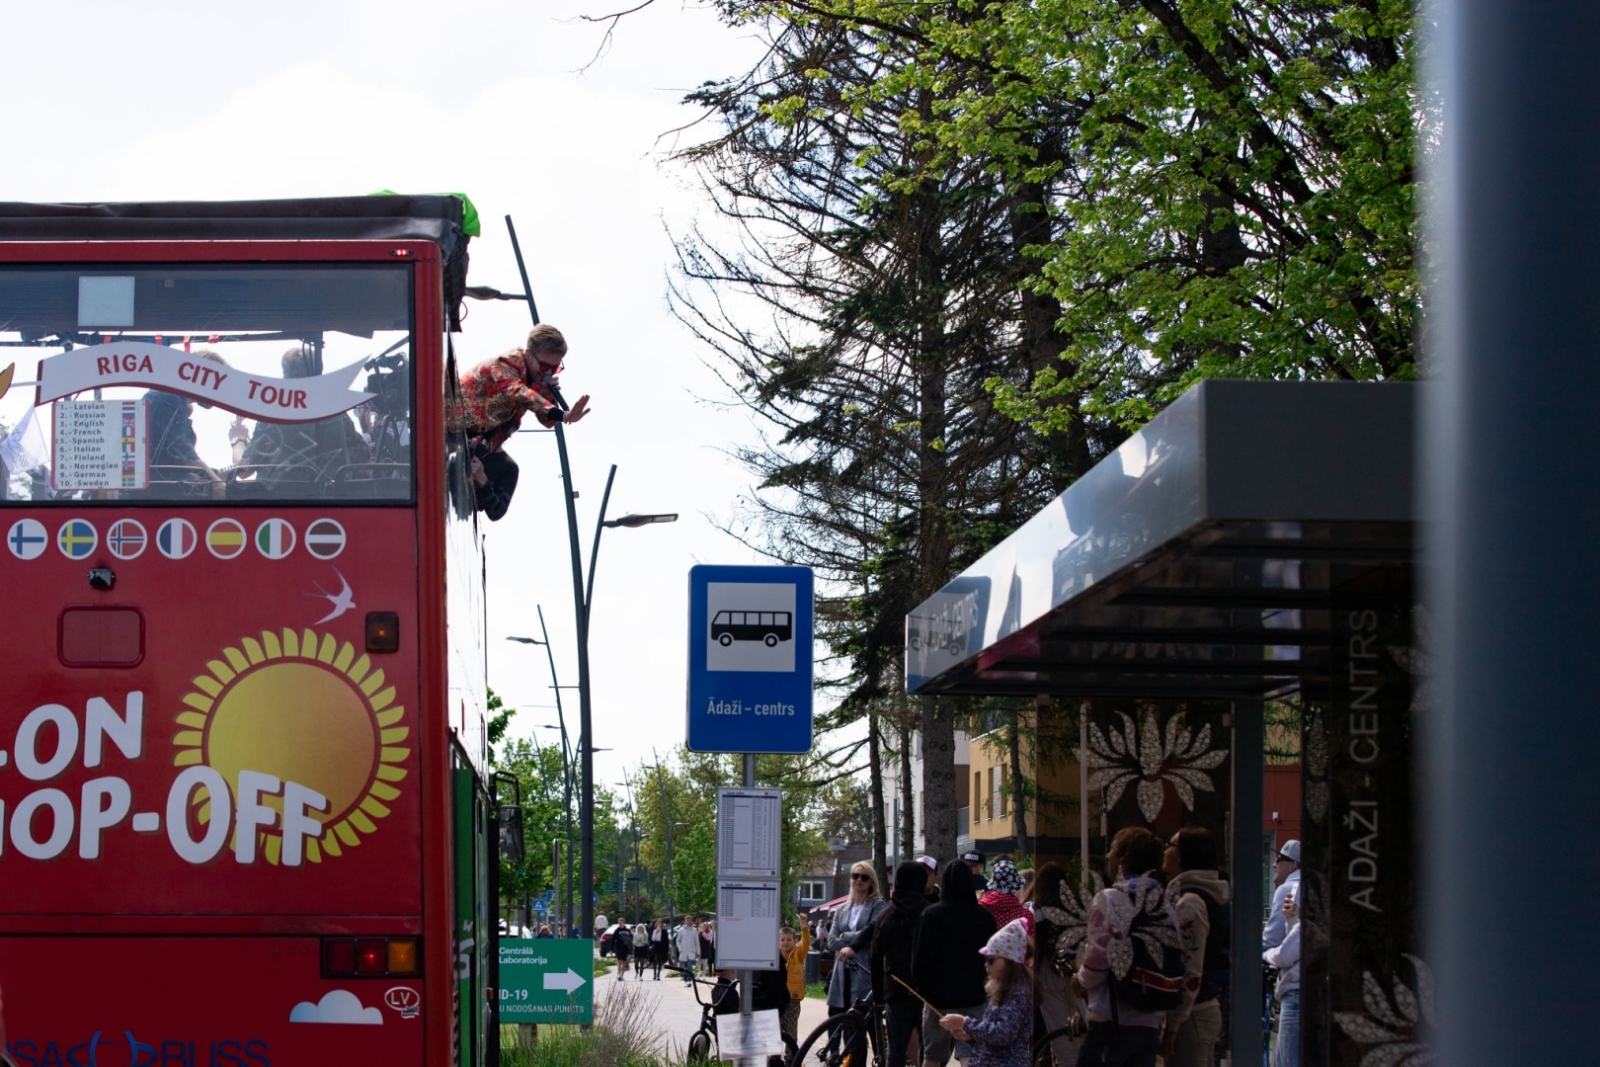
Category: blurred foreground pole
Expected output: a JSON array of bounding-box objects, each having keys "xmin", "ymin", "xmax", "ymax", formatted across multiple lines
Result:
[{"xmin": 1426, "ymin": 2, "xmax": 1600, "ymax": 1063}]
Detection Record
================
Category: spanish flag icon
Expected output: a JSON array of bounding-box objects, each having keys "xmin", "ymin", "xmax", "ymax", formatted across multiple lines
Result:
[{"xmin": 206, "ymin": 518, "xmax": 247, "ymax": 560}]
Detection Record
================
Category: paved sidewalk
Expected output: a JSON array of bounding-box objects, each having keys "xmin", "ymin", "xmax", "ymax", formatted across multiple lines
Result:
[{"xmin": 596, "ymin": 966, "xmax": 833, "ymax": 1058}]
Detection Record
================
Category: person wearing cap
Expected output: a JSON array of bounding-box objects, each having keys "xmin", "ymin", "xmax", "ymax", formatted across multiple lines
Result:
[
  {"xmin": 1263, "ymin": 890, "xmax": 1303, "ymax": 1067},
  {"xmin": 937, "ymin": 918, "xmax": 1034, "ymax": 1067},
  {"xmin": 979, "ymin": 859, "xmax": 1034, "ymax": 936},
  {"xmin": 917, "ymin": 855, "xmax": 941, "ymax": 901},
  {"xmin": 963, "ymin": 851, "xmax": 989, "ymax": 893},
  {"xmin": 1263, "ymin": 840, "xmax": 1301, "ymax": 951}
]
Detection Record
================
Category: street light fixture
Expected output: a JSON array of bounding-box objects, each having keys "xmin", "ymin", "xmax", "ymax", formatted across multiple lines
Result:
[
  {"xmin": 505, "ymin": 611, "xmax": 575, "ymax": 935},
  {"xmin": 603, "ymin": 513, "xmax": 679, "ymax": 529}
]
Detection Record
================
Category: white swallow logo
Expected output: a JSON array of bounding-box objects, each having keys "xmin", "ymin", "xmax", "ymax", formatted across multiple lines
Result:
[{"xmin": 308, "ymin": 568, "xmax": 355, "ymax": 624}]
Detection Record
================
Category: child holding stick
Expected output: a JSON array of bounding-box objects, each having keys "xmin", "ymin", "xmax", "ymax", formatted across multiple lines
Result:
[{"xmin": 938, "ymin": 919, "xmax": 1033, "ymax": 1067}]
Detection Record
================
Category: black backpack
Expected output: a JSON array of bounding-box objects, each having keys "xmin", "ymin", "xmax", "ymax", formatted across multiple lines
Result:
[{"xmin": 1108, "ymin": 878, "xmax": 1186, "ymax": 1014}]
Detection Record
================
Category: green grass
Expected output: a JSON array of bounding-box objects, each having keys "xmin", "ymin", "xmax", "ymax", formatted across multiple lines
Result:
[
  {"xmin": 806, "ymin": 981, "xmax": 828, "ymax": 1000},
  {"xmin": 594, "ymin": 957, "xmax": 615, "ymax": 977},
  {"xmin": 499, "ymin": 979, "xmax": 675, "ymax": 1067}
]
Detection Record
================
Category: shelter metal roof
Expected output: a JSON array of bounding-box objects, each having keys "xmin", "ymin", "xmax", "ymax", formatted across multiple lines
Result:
[{"xmin": 904, "ymin": 380, "xmax": 1416, "ymax": 700}]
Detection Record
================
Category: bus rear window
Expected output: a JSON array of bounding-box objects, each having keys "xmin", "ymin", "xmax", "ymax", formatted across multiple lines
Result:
[{"xmin": 0, "ymin": 264, "xmax": 413, "ymax": 505}]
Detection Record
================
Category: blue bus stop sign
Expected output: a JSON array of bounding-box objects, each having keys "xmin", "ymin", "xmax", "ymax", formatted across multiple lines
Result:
[{"xmin": 687, "ymin": 565, "xmax": 814, "ymax": 753}]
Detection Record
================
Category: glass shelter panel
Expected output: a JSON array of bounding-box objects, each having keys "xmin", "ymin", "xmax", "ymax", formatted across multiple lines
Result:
[{"xmin": 0, "ymin": 264, "xmax": 413, "ymax": 504}]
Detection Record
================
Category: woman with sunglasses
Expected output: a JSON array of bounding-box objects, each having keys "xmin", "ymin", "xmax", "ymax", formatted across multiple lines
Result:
[{"xmin": 828, "ymin": 863, "xmax": 887, "ymax": 1011}]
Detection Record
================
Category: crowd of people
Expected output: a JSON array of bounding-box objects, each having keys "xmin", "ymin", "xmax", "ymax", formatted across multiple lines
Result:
[
  {"xmin": 801, "ymin": 831, "xmax": 1293, "ymax": 1067},
  {"xmin": 566, "ymin": 829, "xmax": 1301, "ymax": 1067}
]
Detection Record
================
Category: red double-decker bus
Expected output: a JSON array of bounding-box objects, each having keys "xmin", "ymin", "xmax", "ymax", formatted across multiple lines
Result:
[{"xmin": 0, "ymin": 197, "xmax": 498, "ymax": 1067}]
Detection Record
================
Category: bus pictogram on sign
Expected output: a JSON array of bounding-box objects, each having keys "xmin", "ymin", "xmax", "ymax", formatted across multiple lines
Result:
[{"xmin": 710, "ymin": 610, "xmax": 793, "ymax": 648}]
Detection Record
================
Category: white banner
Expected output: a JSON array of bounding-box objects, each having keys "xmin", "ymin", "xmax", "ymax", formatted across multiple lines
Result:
[{"xmin": 35, "ymin": 341, "xmax": 376, "ymax": 424}]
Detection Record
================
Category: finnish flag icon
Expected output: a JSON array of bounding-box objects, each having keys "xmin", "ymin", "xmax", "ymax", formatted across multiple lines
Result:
[{"xmin": 7, "ymin": 518, "xmax": 47, "ymax": 560}]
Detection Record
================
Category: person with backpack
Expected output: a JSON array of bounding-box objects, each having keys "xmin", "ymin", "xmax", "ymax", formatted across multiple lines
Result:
[
  {"xmin": 613, "ymin": 923, "xmax": 634, "ymax": 981},
  {"xmin": 912, "ymin": 861, "xmax": 998, "ymax": 1067},
  {"xmin": 1070, "ymin": 827, "xmax": 1184, "ymax": 1067},
  {"xmin": 875, "ymin": 861, "xmax": 934, "ymax": 1067},
  {"xmin": 1025, "ymin": 862, "xmax": 1086, "ymax": 1067},
  {"xmin": 1160, "ymin": 827, "xmax": 1232, "ymax": 1067}
]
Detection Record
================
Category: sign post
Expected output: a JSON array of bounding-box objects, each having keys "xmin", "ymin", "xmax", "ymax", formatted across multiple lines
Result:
[
  {"xmin": 498, "ymin": 938, "xmax": 594, "ymax": 1025},
  {"xmin": 687, "ymin": 565, "xmax": 813, "ymax": 1065}
]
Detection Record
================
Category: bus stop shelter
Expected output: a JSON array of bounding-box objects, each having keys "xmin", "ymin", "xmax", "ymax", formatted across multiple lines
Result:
[{"xmin": 906, "ymin": 379, "xmax": 1418, "ymax": 1067}]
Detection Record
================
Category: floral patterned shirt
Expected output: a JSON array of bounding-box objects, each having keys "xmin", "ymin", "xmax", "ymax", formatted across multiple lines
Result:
[
  {"xmin": 451, "ymin": 348, "xmax": 560, "ymax": 436},
  {"xmin": 965, "ymin": 983, "xmax": 1033, "ymax": 1067}
]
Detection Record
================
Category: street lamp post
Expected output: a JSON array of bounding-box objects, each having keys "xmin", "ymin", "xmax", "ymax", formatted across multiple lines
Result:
[
  {"xmin": 498, "ymin": 214, "xmax": 678, "ymax": 943},
  {"xmin": 505, "ymin": 605, "xmax": 575, "ymax": 935}
]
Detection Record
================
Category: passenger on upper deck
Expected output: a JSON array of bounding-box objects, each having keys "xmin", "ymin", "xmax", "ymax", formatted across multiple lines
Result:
[
  {"xmin": 145, "ymin": 349, "xmax": 229, "ymax": 500},
  {"xmin": 454, "ymin": 324, "xmax": 591, "ymax": 437},
  {"xmin": 239, "ymin": 344, "xmax": 369, "ymax": 488}
]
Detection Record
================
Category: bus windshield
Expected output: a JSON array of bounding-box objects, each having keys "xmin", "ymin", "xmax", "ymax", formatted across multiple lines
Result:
[{"xmin": 0, "ymin": 263, "xmax": 413, "ymax": 504}]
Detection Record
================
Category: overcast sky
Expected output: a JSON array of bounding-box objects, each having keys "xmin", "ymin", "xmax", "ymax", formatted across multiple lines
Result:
[{"xmin": 0, "ymin": 1, "xmax": 800, "ymax": 789}]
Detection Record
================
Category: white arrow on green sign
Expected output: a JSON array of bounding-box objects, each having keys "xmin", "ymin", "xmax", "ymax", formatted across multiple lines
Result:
[
  {"xmin": 543, "ymin": 968, "xmax": 587, "ymax": 993},
  {"xmin": 499, "ymin": 938, "xmax": 594, "ymax": 1024}
]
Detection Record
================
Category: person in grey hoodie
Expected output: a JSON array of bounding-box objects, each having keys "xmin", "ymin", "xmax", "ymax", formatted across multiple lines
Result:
[
  {"xmin": 1263, "ymin": 891, "xmax": 1302, "ymax": 1067},
  {"xmin": 1160, "ymin": 828, "xmax": 1232, "ymax": 1067}
]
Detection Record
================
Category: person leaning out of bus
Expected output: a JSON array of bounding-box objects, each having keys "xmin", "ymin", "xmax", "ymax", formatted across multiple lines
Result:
[{"xmin": 454, "ymin": 324, "xmax": 591, "ymax": 437}]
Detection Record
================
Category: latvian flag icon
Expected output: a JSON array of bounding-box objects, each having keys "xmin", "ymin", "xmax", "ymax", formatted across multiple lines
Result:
[
  {"xmin": 305, "ymin": 518, "xmax": 347, "ymax": 560},
  {"xmin": 157, "ymin": 518, "xmax": 196, "ymax": 559},
  {"xmin": 206, "ymin": 518, "xmax": 247, "ymax": 560},
  {"xmin": 255, "ymin": 518, "xmax": 296, "ymax": 560}
]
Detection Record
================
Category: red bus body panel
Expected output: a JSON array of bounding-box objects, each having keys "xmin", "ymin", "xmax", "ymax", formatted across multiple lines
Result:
[{"xmin": 0, "ymin": 240, "xmax": 458, "ymax": 1067}]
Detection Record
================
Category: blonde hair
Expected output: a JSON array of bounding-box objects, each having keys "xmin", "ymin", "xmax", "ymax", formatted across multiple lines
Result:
[
  {"xmin": 526, "ymin": 324, "xmax": 568, "ymax": 358},
  {"xmin": 849, "ymin": 861, "xmax": 880, "ymax": 903}
]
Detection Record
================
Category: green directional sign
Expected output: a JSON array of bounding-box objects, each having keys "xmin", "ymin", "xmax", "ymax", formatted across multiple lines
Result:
[{"xmin": 499, "ymin": 938, "xmax": 595, "ymax": 1024}]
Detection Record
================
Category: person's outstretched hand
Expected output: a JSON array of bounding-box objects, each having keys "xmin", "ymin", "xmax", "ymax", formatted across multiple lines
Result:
[{"xmin": 565, "ymin": 395, "xmax": 591, "ymax": 424}]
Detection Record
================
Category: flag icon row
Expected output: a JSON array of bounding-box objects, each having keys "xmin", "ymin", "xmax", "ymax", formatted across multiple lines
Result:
[{"xmin": 7, "ymin": 517, "xmax": 346, "ymax": 562}]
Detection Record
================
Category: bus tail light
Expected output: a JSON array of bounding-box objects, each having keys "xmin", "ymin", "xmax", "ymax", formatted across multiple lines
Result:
[
  {"xmin": 356, "ymin": 939, "xmax": 386, "ymax": 975},
  {"xmin": 366, "ymin": 611, "xmax": 400, "ymax": 653},
  {"xmin": 322, "ymin": 937, "xmax": 422, "ymax": 978},
  {"xmin": 387, "ymin": 939, "xmax": 420, "ymax": 975}
]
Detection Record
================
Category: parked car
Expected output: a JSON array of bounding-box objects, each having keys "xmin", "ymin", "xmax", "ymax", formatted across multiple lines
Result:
[{"xmin": 599, "ymin": 924, "xmax": 620, "ymax": 957}]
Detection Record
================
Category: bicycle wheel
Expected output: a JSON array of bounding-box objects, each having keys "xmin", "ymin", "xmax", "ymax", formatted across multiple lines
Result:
[
  {"xmin": 1031, "ymin": 1025, "xmax": 1083, "ymax": 1067},
  {"xmin": 792, "ymin": 1013, "xmax": 867, "ymax": 1067},
  {"xmin": 687, "ymin": 1029, "xmax": 714, "ymax": 1062}
]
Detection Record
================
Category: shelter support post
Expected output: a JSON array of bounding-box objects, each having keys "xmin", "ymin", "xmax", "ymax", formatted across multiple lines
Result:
[
  {"xmin": 1230, "ymin": 698, "xmax": 1264, "ymax": 1067},
  {"xmin": 1428, "ymin": 1, "xmax": 1600, "ymax": 1065}
]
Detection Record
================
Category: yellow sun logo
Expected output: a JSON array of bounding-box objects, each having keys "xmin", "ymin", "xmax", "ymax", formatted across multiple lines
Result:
[{"xmin": 172, "ymin": 628, "xmax": 409, "ymax": 865}]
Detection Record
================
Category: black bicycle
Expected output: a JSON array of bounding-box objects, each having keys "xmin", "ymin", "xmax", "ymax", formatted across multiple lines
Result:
[
  {"xmin": 1031, "ymin": 1021, "xmax": 1087, "ymax": 1067},
  {"xmin": 668, "ymin": 964, "xmax": 801, "ymax": 1066},
  {"xmin": 791, "ymin": 960, "xmax": 882, "ymax": 1067},
  {"xmin": 663, "ymin": 964, "xmax": 735, "ymax": 1062}
]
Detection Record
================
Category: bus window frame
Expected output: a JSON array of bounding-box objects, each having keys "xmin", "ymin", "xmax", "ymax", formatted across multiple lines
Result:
[{"xmin": 0, "ymin": 252, "xmax": 419, "ymax": 508}]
